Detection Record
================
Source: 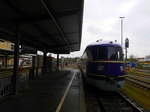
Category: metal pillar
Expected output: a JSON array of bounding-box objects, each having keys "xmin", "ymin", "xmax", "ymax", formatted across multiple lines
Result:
[
  {"xmin": 120, "ymin": 17, "xmax": 125, "ymax": 47},
  {"xmin": 125, "ymin": 38, "xmax": 129, "ymax": 65},
  {"xmin": 30, "ymin": 56, "xmax": 35, "ymax": 80},
  {"xmin": 42, "ymin": 51, "xmax": 47, "ymax": 74},
  {"xmin": 125, "ymin": 48, "xmax": 127, "ymax": 61},
  {"xmin": 36, "ymin": 51, "xmax": 39, "ymax": 78},
  {"xmin": 5, "ymin": 56, "xmax": 7, "ymax": 68},
  {"xmin": 57, "ymin": 54, "xmax": 59, "ymax": 70},
  {"xmin": 12, "ymin": 29, "xmax": 20, "ymax": 95},
  {"xmin": 121, "ymin": 19, "xmax": 123, "ymax": 47}
]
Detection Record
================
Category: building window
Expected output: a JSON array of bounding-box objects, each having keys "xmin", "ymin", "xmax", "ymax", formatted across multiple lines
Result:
[
  {"xmin": 11, "ymin": 44, "xmax": 14, "ymax": 50},
  {"xmin": 0, "ymin": 39, "xmax": 4, "ymax": 43}
]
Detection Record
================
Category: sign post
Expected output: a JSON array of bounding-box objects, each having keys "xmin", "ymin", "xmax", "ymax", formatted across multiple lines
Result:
[
  {"xmin": 125, "ymin": 38, "xmax": 129, "ymax": 61},
  {"xmin": 125, "ymin": 38, "xmax": 129, "ymax": 71}
]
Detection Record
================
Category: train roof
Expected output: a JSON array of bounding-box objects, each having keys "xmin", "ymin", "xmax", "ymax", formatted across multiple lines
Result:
[{"xmin": 87, "ymin": 41, "xmax": 122, "ymax": 48}]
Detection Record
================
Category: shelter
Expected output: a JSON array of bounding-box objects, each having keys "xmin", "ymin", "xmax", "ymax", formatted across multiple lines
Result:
[
  {"xmin": 0, "ymin": 0, "xmax": 84, "ymax": 54},
  {"xmin": 0, "ymin": 0, "xmax": 84, "ymax": 94}
]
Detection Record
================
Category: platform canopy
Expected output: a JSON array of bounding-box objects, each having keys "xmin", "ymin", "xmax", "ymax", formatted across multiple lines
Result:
[{"xmin": 0, "ymin": 0, "xmax": 84, "ymax": 54}]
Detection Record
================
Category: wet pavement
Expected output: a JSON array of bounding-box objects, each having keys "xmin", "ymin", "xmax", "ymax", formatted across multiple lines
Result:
[
  {"xmin": 0, "ymin": 69, "xmax": 86, "ymax": 112},
  {"xmin": 61, "ymin": 71, "xmax": 80, "ymax": 112}
]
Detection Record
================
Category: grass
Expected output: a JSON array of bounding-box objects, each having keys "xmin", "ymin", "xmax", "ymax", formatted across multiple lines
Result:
[
  {"xmin": 121, "ymin": 82, "xmax": 150, "ymax": 111},
  {"xmin": 127, "ymin": 69, "xmax": 150, "ymax": 76}
]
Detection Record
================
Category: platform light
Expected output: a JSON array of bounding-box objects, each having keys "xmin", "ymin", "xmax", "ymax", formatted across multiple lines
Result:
[{"xmin": 97, "ymin": 65, "xmax": 104, "ymax": 71}]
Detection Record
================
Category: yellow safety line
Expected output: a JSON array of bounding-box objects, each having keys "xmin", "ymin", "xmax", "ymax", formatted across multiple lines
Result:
[
  {"xmin": 88, "ymin": 74, "xmax": 106, "ymax": 77},
  {"xmin": 55, "ymin": 71, "xmax": 76, "ymax": 112},
  {"xmin": 88, "ymin": 74, "xmax": 126, "ymax": 78}
]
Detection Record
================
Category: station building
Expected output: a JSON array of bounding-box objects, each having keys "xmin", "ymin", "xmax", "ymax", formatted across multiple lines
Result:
[{"xmin": 0, "ymin": 39, "xmax": 14, "ymax": 68}]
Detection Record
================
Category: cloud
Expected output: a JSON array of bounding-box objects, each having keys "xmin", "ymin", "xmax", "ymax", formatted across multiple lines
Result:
[
  {"xmin": 118, "ymin": 0, "xmax": 139, "ymax": 15},
  {"xmin": 69, "ymin": 0, "xmax": 150, "ymax": 58},
  {"xmin": 87, "ymin": 25, "xmax": 100, "ymax": 35}
]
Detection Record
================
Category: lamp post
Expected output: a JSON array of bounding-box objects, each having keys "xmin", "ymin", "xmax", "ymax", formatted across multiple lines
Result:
[{"xmin": 120, "ymin": 17, "xmax": 125, "ymax": 47}]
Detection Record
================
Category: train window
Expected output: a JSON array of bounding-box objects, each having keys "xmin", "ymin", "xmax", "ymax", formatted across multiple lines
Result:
[
  {"xmin": 86, "ymin": 48, "xmax": 93, "ymax": 60},
  {"xmin": 97, "ymin": 47, "xmax": 107, "ymax": 60},
  {"xmin": 82, "ymin": 51, "xmax": 88, "ymax": 59},
  {"xmin": 107, "ymin": 47, "xmax": 123, "ymax": 61}
]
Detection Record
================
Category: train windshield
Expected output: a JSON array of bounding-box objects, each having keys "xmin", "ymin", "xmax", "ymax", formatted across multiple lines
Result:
[
  {"xmin": 98, "ymin": 46, "xmax": 123, "ymax": 61},
  {"xmin": 97, "ymin": 46, "xmax": 107, "ymax": 60},
  {"xmin": 107, "ymin": 46, "xmax": 123, "ymax": 61}
]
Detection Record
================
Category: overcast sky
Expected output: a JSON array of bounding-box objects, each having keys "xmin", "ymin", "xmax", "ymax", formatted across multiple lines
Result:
[{"xmin": 63, "ymin": 0, "xmax": 150, "ymax": 58}]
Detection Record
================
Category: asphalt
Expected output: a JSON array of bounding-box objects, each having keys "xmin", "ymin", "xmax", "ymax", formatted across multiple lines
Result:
[
  {"xmin": 0, "ymin": 69, "xmax": 86, "ymax": 112},
  {"xmin": 61, "ymin": 71, "xmax": 80, "ymax": 112}
]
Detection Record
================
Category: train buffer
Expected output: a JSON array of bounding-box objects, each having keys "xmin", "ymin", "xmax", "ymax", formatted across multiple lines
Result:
[{"xmin": 0, "ymin": 69, "xmax": 86, "ymax": 112}]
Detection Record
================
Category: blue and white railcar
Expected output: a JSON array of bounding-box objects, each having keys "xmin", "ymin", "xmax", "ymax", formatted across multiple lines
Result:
[{"xmin": 80, "ymin": 41, "xmax": 126, "ymax": 91}]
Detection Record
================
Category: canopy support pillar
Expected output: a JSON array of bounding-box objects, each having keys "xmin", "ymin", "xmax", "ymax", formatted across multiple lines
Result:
[
  {"xmin": 42, "ymin": 51, "xmax": 47, "ymax": 74},
  {"xmin": 57, "ymin": 54, "xmax": 59, "ymax": 70},
  {"xmin": 12, "ymin": 25, "xmax": 20, "ymax": 95}
]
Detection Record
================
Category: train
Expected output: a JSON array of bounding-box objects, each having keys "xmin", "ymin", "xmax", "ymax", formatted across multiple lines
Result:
[{"xmin": 80, "ymin": 41, "xmax": 126, "ymax": 91}]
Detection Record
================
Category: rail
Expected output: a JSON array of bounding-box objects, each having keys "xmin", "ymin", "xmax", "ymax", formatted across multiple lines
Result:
[
  {"xmin": 84, "ymin": 85, "xmax": 146, "ymax": 112},
  {"xmin": 136, "ymin": 69, "xmax": 150, "ymax": 74},
  {"xmin": 126, "ymin": 76, "xmax": 150, "ymax": 90},
  {"xmin": 117, "ymin": 91, "xmax": 144, "ymax": 112}
]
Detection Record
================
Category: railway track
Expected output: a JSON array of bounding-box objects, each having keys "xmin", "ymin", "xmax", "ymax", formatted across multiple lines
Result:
[
  {"xmin": 136, "ymin": 69, "xmax": 150, "ymax": 74},
  {"xmin": 126, "ymin": 75, "xmax": 150, "ymax": 90},
  {"xmin": 129, "ymin": 69, "xmax": 150, "ymax": 78},
  {"xmin": 125, "ymin": 78, "xmax": 150, "ymax": 90},
  {"xmin": 84, "ymin": 85, "xmax": 145, "ymax": 112}
]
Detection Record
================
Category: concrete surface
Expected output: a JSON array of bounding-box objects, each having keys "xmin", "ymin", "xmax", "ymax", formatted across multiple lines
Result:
[{"xmin": 0, "ymin": 69, "xmax": 86, "ymax": 112}]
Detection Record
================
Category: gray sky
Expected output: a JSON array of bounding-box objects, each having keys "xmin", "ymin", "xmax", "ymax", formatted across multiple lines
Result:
[{"xmin": 64, "ymin": 0, "xmax": 150, "ymax": 58}]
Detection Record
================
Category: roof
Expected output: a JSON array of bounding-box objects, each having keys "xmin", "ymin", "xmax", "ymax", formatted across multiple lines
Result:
[
  {"xmin": 87, "ymin": 41, "xmax": 121, "ymax": 48},
  {"xmin": 0, "ymin": 0, "xmax": 84, "ymax": 54}
]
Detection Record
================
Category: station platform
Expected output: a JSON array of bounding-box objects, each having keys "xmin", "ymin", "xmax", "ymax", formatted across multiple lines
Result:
[{"xmin": 0, "ymin": 69, "xmax": 86, "ymax": 112}]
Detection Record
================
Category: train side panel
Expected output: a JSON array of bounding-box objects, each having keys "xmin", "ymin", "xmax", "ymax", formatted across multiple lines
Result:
[{"xmin": 87, "ymin": 61, "xmax": 125, "ymax": 76}]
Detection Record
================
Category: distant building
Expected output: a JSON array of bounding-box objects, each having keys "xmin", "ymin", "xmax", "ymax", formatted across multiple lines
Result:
[
  {"xmin": 137, "ymin": 57, "xmax": 150, "ymax": 68},
  {"xmin": 137, "ymin": 57, "xmax": 150, "ymax": 62},
  {"xmin": 136, "ymin": 57, "xmax": 145, "ymax": 62},
  {"xmin": 144, "ymin": 58, "xmax": 150, "ymax": 62},
  {"xmin": 0, "ymin": 39, "xmax": 14, "ymax": 51},
  {"xmin": 0, "ymin": 39, "xmax": 14, "ymax": 68}
]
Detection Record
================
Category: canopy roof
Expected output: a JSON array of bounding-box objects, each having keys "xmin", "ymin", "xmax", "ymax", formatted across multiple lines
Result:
[{"xmin": 0, "ymin": 0, "xmax": 84, "ymax": 54}]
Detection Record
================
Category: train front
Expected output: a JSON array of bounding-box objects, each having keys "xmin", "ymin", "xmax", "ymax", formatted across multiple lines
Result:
[{"xmin": 86, "ymin": 43, "xmax": 126, "ymax": 91}]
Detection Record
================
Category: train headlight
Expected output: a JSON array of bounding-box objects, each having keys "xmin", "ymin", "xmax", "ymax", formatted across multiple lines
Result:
[
  {"xmin": 97, "ymin": 65, "xmax": 104, "ymax": 71},
  {"xmin": 120, "ymin": 66, "xmax": 123, "ymax": 71}
]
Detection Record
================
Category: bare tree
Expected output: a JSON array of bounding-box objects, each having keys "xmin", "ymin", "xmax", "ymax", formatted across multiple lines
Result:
[{"xmin": 145, "ymin": 55, "xmax": 150, "ymax": 59}]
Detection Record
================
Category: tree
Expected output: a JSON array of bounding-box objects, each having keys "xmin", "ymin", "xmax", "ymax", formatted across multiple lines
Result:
[
  {"xmin": 128, "ymin": 55, "xmax": 137, "ymax": 62},
  {"xmin": 145, "ymin": 55, "xmax": 150, "ymax": 59}
]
